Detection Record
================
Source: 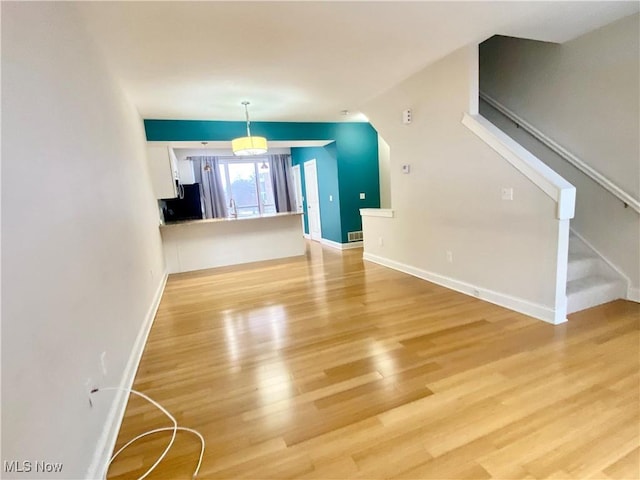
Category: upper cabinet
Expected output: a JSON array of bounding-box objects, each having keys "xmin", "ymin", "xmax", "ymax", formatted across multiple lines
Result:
[{"xmin": 147, "ymin": 145, "xmax": 179, "ymax": 199}]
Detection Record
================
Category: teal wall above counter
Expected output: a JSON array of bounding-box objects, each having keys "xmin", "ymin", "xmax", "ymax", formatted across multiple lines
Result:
[{"xmin": 144, "ymin": 119, "xmax": 380, "ymax": 244}]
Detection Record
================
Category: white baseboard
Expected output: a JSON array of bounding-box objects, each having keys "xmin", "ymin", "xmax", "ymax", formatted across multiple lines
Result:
[
  {"xmin": 86, "ymin": 270, "xmax": 168, "ymax": 479},
  {"xmin": 363, "ymin": 252, "xmax": 564, "ymax": 325},
  {"xmin": 321, "ymin": 238, "xmax": 363, "ymax": 250},
  {"xmin": 627, "ymin": 287, "xmax": 640, "ymax": 303}
]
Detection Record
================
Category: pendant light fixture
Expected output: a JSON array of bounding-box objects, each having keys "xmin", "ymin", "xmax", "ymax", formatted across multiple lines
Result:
[
  {"xmin": 202, "ymin": 142, "xmax": 212, "ymax": 171},
  {"xmin": 232, "ymin": 101, "xmax": 268, "ymax": 156}
]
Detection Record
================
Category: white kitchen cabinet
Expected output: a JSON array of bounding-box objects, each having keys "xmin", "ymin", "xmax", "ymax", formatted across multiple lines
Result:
[{"xmin": 147, "ymin": 145, "xmax": 179, "ymax": 199}]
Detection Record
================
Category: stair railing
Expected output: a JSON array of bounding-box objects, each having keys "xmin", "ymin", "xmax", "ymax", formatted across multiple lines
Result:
[{"xmin": 480, "ymin": 91, "xmax": 640, "ymax": 214}]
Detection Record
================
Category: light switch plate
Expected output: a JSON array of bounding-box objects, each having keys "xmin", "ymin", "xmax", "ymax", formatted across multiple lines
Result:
[
  {"xmin": 501, "ymin": 187, "xmax": 514, "ymax": 201},
  {"xmin": 402, "ymin": 164, "xmax": 410, "ymax": 174},
  {"xmin": 359, "ymin": 193, "xmax": 366, "ymax": 199}
]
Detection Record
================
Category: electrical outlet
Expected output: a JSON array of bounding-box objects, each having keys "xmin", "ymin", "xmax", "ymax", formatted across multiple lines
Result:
[
  {"xmin": 359, "ymin": 193, "xmax": 366, "ymax": 200},
  {"xmin": 446, "ymin": 251, "xmax": 453, "ymax": 263},
  {"xmin": 501, "ymin": 187, "xmax": 513, "ymax": 201},
  {"xmin": 329, "ymin": 195, "xmax": 333, "ymax": 202},
  {"xmin": 100, "ymin": 351, "xmax": 107, "ymax": 376}
]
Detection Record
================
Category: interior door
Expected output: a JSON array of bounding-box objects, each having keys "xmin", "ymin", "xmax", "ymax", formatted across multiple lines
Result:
[
  {"xmin": 291, "ymin": 164, "xmax": 305, "ymax": 232},
  {"xmin": 303, "ymin": 159, "xmax": 322, "ymax": 241}
]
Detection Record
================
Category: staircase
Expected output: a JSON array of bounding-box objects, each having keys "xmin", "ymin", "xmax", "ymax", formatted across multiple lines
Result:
[
  {"xmin": 477, "ymin": 97, "xmax": 632, "ymax": 315},
  {"xmin": 567, "ymin": 233, "xmax": 626, "ymax": 314}
]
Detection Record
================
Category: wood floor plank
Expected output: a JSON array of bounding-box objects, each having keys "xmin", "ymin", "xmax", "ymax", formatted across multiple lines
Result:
[
  {"xmin": 107, "ymin": 241, "xmax": 640, "ymax": 479},
  {"xmin": 603, "ymin": 447, "xmax": 640, "ymax": 480}
]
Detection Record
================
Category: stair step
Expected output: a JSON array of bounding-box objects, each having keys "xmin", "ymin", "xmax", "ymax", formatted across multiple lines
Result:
[
  {"xmin": 568, "ymin": 235, "xmax": 592, "ymax": 255},
  {"xmin": 567, "ymin": 250, "xmax": 600, "ymax": 282},
  {"xmin": 567, "ymin": 274, "xmax": 626, "ymax": 314}
]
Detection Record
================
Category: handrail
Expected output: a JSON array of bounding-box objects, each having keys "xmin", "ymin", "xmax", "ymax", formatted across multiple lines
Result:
[{"xmin": 479, "ymin": 91, "xmax": 640, "ymax": 214}]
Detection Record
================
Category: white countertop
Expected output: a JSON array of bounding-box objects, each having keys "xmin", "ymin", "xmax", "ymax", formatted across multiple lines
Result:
[{"xmin": 160, "ymin": 211, "xmax": 303, "ymax": 228}]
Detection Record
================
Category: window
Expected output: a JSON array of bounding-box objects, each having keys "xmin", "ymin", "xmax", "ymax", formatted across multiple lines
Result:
[{"xmin": 218, "ymin": 158, "xmax": 275, "ymax": 216}]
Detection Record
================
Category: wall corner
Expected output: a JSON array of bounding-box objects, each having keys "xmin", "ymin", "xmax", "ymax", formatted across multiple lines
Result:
[{"xmin": 468, "ymin": 44, "xmax": 480, "ymax": 115}]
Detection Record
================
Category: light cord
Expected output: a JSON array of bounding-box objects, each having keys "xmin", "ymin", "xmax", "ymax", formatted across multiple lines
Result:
[{"xmin": 243, "ymin": 101, "xmax": 252, "ymax": 137}]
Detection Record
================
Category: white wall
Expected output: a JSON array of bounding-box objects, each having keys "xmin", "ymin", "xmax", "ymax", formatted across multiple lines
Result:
[
  {"xmin": 480, "ymin": 13, "xmax": 640, "ymax": 293},
  {"xmin": 480, "ymin": 13, "xmax": 639, "ymax": 199},
  {"xmin": 362, "ymin": 46, "xmax": 564, "ymax": 322},
  {"xmin": 377, "ymin": 135, "xmax": 391, "ymax": 208},
  {"xmin": 2, "ymin": 3, "xmax": 165, "ymax": 478}
]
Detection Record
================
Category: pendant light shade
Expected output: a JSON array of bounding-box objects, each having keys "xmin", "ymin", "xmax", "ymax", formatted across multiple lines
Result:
[
  {"xmin": 232, "ymin": 101, "xmax": 268, "ymax": 156},
  {"xmin": 231, "ymin": 136, "xmax": 268, "ymax": 156}
]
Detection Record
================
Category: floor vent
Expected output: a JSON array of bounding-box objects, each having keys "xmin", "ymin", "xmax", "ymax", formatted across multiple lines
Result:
[{"xmin": 348, "ymin": 231, "xmax": 363, "ymax": 242}]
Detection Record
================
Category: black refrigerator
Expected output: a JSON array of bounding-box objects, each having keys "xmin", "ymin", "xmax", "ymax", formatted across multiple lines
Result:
[{"xmin": 162, "ymin": 183, "xmax": 203, "ymax": 222}]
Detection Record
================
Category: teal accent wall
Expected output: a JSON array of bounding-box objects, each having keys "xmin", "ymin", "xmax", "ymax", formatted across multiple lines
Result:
[
  {"xmin": 144, "ymin": 119, "xmax": 380, "ymax": 244},
  {"xmin": 333, "ymin": 124, "xmax": 380, "ymax": 243},
  {"xmin": 291, "ymin": 144, "xmax": 342, "ymax": 242}
]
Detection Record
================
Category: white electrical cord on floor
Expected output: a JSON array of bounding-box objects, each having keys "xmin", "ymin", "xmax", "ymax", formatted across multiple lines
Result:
[
  {"xmin": 91, "ymin": 387, "xmax": 205, "ymax": 480},
  {"xmin": 109, "ymin": 426, "xmax": 205, "ymax": 478}
]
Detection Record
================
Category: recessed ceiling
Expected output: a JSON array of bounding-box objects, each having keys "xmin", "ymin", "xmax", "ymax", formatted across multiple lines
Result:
[{"xmin": 77, "ymin": 1, "xmax": 638, "ymax": 122}]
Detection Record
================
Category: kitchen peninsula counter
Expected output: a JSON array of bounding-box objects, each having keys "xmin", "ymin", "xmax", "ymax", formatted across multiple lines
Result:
[
  {"xmin": 160, "ymin": 212, "xmax": 304, "ymax": 273},
  {"xmin": 160, "ymin": 211, "xmax": 302, "ymax": 228}
]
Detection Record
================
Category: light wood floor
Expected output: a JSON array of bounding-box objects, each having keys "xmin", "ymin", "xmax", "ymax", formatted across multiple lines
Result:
[{"xmin": 109, "ymin": 241, "xmax": 640, "ymax": 480}]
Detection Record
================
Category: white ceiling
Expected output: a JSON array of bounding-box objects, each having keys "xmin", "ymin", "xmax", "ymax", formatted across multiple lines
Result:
[{"xmin": 78, "ymin": 1, "xmax": 638, "ymax": 123}]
